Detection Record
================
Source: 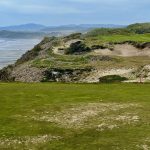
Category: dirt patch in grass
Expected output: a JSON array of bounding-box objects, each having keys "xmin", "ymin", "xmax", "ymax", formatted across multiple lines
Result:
[
  {"xmin": 0, "ymin": 135, "xmax": 61, "ymax": 149},
  {"xmin": 18, "ymin": 103, "xmax": 141, "ymax": 130}
]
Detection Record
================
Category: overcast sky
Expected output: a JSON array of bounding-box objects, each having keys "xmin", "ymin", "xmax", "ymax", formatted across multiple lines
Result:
[{"xmin": 0, "ymin": 0, "xmax": 150, "ymax": 26}]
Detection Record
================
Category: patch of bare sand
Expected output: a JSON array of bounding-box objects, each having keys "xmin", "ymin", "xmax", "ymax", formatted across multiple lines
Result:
[
  {"xmin": 81, "ymin": 68, "xmax": 133, "ymax": 83},
  {"xmin": 93, "ymin": 44, "xmax": 150, "ymax": 57},
  {"xmin": 52, "ymin": 39, "xmax": 82, "ymax": 55}
]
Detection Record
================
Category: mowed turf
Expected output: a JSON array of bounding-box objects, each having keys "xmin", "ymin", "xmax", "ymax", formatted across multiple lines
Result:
[
  {"xmin": 85, "ymin": 34, "xmax": 150, "ymax": 46},
  {"xmin": 0, "ymin": 83, "xmax": 150, "ymax": 150}
]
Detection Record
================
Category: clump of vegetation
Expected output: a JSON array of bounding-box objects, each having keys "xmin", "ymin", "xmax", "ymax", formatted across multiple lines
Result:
[
  {"xmin": 0, "ymin": 65, "xmax": 14, "ymax": 82},
  {"xmin": 91, "ymin": 44, "xmax": 107, "ymax": 50},
  {"xmin": 86, "ymin": 23, "xmax": 150, "ymax": 38},
  {"xmin": 40, "ymin": 36, "xmax": 63, "ymax": 47},
  {"xmin": 16, "ymin": 45, "xmax": 42, "ymax": 65},
  {"xmin": 40, "ymin": 36, "xmax": 57, "ymax": 45},
  {"xmin": 42, "ymin": 67, "xmax": 91, "ymax": 82},
  {"xmin": 33, "ymin": 45, "xmax": 42, "ymax": 52},
  {"xmin": 65, "ymin": 41, "xmax": 91, "ymax": 54},
  {"xmin": 90, "ymin": 44, "xmax": 114, "ymax": 50},
  {"xmin": 99, "ymin": 75, "xmax": 128, "ymax": 83},
  {"xmin": 89, "ymin": 56, "xmax": 114, "ymax": 61},
  {"xmin": 85, "ymin": 28, "xmax": 131, "ymax": 37},
  {"xmin": 84, "ymin": 23, "xmax": 150, "ymax": 47},
  {"xmin": 134, "ymin": 66, "xmax": 150, "ymax": 79},
  {"xmin": 32, "ymin": 54, "xmax": 90, "ymax": 69},
  {"xmin": 127, "ymin": 22, "xmax": 150, "ymax": 34},
  {"xmin": 64, "ymin": 33, "xmax": 82, "ymax": 42}
]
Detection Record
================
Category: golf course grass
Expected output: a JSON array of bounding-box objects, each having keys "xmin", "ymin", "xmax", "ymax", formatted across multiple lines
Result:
[{"xmin": 0, "ymin": 83, "xmax": 150, "ymax": 150}]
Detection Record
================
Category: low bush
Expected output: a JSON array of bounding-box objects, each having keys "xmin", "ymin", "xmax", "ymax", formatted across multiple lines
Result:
[
  {"xmin": 99, "ymin": 75, "xmax": 128, "ymax": 83},
  {"xmin": 65, "ymin": 41, "xmax": 90, "ymax": 54}
]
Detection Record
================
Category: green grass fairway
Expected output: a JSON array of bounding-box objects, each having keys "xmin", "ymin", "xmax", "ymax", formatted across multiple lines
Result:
[
  {"xmin": 85, "ymin": 34, "xmax": 150, "ymax": 46},
  {"xmin": 97, "ymin": 34, "xmax": 150, "ymax": 43},
  {"xmin": 0, "ymin": 83, "xmax": 150, "ymax": 150}
]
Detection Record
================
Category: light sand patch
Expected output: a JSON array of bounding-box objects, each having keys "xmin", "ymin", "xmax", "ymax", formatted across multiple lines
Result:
[
  {"xmin": 96, "ymin": 113, "xmax": 139, "ymax": 131},
  {"xmin": 113, "ymin": 44, "xmax": 141, "ymax": 57},
  {"xmin": 25, "ymin": 103, "xmax": 141, "ymax": 129},
  {"xmin": 137, "ymin": 138, "xmax": 150, "ymax": 150},
  {"xmin": 94, "ymin": 49, "xmax": 112, "ymax": 55},
  {"xmin": 115, "ymin": 114, "xmax": 139, "ymax": 124},
  {"xmin": 0, "ymin": 135, "xmax": 61, "ymax": 149},
  {"xmin": 82, "ymin": 68, "xmax": 133, "ymax": 83},
  {"xmin": 53, "ymin": 46, "xmax": 65, "ymax": 55},
  {"xmin": 141, "ymin": 145, "xmax": 150, "ymax": 150},
  {"xmin": 52, "ymin": 39, "xmax": 82, "ymax": 55},
  {"xmin": 93, "ymin": 44, "xmax": 150, "ymax": 57},
  {"xmin": 97, "ymin": 123, "xmax": 118, "ymax": 131}
]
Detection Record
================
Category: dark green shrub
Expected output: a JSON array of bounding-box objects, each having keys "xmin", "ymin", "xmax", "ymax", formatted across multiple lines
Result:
[
  {"xmin": 64, "ymin": 33, "xmax": 82, "ymax": 42},
  {"xmin": 16, "ymin": 45, "xmax": 42, "ymax": 65},
  {"xmin": 127, "ymin": 23, "xmax": 150, "ymax": 34},
  {"xmin": 65, "ymin": 41, "xmax": 90, "ymax": 54},
  {"xmin": 99, "ymin": 75, "xmax": 128, "ymax": 83},
  {"xmin": 0, "ymin": 65, "xmax": 15, "ymax": 82}
]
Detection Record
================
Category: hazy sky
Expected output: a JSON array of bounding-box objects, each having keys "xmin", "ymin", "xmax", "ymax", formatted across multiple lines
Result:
[{"xmin": 0, "ymin": 0, "xmax": 150, "ymax": 26}]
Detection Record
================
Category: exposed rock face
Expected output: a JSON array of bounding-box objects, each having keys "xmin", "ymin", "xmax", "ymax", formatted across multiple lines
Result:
[
  {"xmin": 11, "ymin": 64, "xmax": 46, "ymax": 82},
  {"xmin": 0, "ymin": 65, "xmax": 91, "ymax": 83},
  {"xmin": 43, "ymin": 68, "xmax": 91, "ymax": 82}
]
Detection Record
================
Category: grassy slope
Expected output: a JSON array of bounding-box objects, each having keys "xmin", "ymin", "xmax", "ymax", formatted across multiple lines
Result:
[
  {"xmin": 85, "ymin": 34, "xmax": 150, "ymax": 46},
  {"xmin": 30, "ymin": 26, "xmax": 150, "ymax": 69},
  {"xmin": 31, "ymin": 34, "xmax": 150, "ymax": 69},
  {"xmin": 32, "ymin": 52, "xmax": 150, "ymax": 71},
  {"xmin": 0, "ymin": 83, "xmax": 150, "ymax": 149},
  {"xmin": 32, "ymin": 53, "xmax": 90, "ymax": 69},
  {"xmin": 97, "ymin": 34, "xmax": 150, "ymax": 42},
  {"xmin": 85, "ymin": 23, "xmax": 150, "ymax": 46},
  {"xmin": 91, "ymin": 56, "xmax": 150, "ymax": 69}
]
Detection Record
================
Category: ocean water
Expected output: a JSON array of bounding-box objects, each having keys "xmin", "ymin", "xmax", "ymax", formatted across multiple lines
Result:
[{"xmin": 0, "ymin": 38, "xmax": 41, "ymax": 69}]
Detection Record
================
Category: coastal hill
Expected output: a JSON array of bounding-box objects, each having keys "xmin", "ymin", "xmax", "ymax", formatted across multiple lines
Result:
[
  {"xmin": 0, "ymin": 23, "xmax": 125, "ymax": 38},
  {"xmin": 0, "ymin": 22, "xmax": 150, "ymax": 83},
  {"xmin": 0, "ymin": 23, "xmax": 125, "ymax": 32},
  {"xmin": 0, "ymin": 23, "xmax": 46, "ymax": 32}
]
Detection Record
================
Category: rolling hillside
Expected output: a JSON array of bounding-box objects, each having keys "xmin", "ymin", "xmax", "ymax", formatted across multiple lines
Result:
[{"xmin": 0, "ymin": 23, "xmax": 150, "ymax": 83}]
